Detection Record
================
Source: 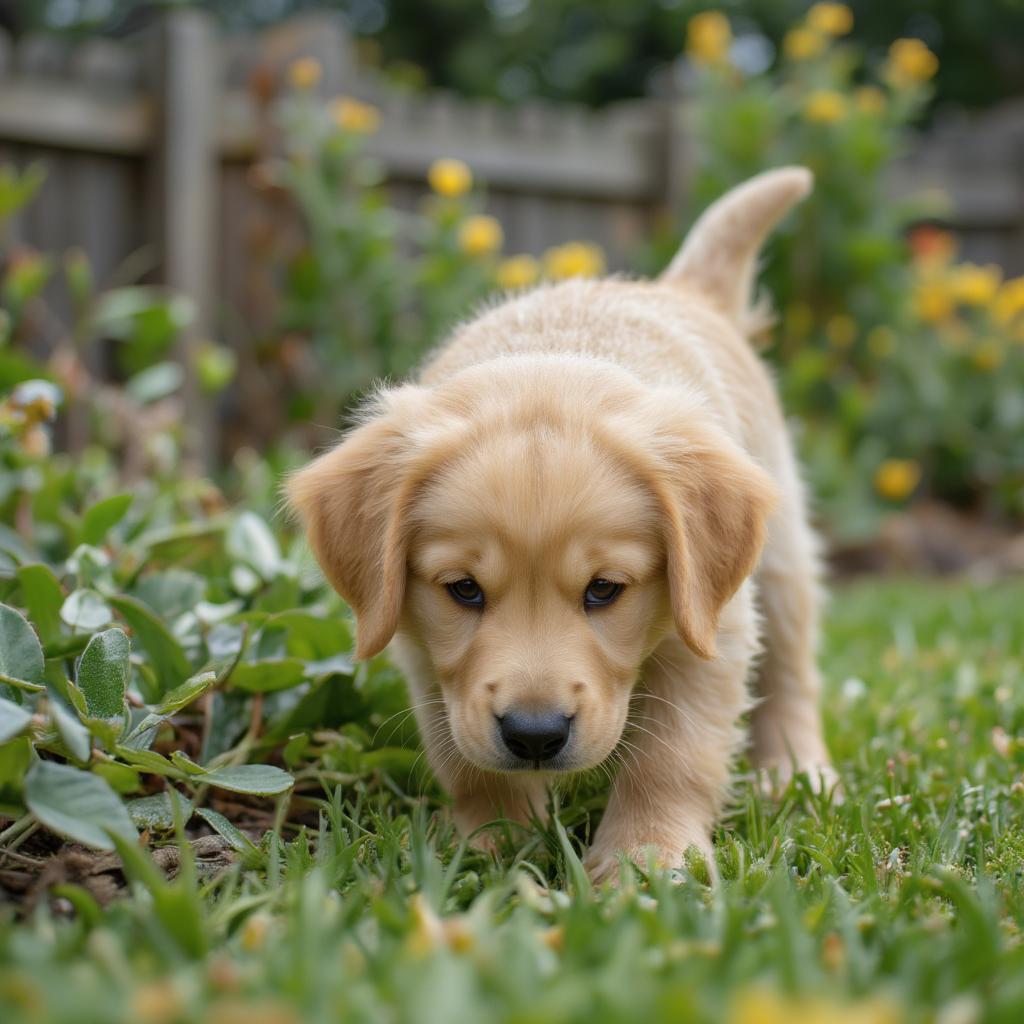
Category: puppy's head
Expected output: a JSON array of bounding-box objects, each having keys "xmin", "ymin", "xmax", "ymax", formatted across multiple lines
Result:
[{"xmin": 287, "ymin": 358, "xmax": 775, "ymax": 773}]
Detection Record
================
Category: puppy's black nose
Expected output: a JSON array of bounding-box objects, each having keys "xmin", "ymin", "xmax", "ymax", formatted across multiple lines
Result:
[{"xmin": 498, "ymin": 711, "xmax": 571, "ymax": 762}]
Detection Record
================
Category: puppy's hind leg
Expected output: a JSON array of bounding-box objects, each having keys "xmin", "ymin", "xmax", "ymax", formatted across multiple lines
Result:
[{"xmin": 750, "ymin": 487, "xmax": 836, "ymax": 794}]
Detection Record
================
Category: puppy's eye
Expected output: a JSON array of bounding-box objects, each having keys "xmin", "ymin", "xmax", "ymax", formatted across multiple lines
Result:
[
  {"xmin": 584, "ymin": 578, "xmax": 623, "ymax": 608},
  {"xmin": 447, "ymin": 578, "xmax": 484, "ymax": 608}
]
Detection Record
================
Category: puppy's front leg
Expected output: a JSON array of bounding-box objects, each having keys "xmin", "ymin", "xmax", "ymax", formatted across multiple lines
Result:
[
  {"xmin": 395, "ymin": 644, "xmax": 547, "ymax": 847},
  {"xmin": 585, "ymin": 630, "xmax": 753, "ymax": 884}
]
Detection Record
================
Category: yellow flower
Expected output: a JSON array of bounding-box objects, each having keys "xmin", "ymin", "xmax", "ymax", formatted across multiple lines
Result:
[
  {"xmin": 855, "ymin": 86, "xmax": 887, "ymax": 115},
  {"xmin": 458, "ymin": 215, "xmax": 503, "ymax": 256},
  {"xmin": 826, "ymin": 314, "xmax": 857, "ymax": 349},
  {"xmin": 428, "ymin": 158, "xmax": 473, "ymax": 198},
  {"xmin": 686, "ymin": 11, "xmax": 732, "ymax": 65},
  {"xmin": 543, "ymin": 241, "xmax": 606, "ymax": 280},
  {"xmin": 885, "ymin": 38, "xmax": 939, "ymax": 88},
  {"xmin": 912, "ymin": 280, "xmax": 954, "ymax": 323},
  {"xmin": 807, "ymin": 3, "xmax": 853, "ymax": 36},
  {"xmin": 972, "ymin": 340, "xmax": 1005, "ymax": 372},
  {"xmin": 729, "ymin": 989, "xmax": 904, "ymax": 1024},
  {"xmin": 287, "ymin": 57, "xmax": 322, "ymax": 90},
  {"xmin": 783, "ymin": 27, "xmax": 826, "ymax": 61},
  {"xmin": 993, "ymin": 276, "xmax": 1024, "ymax": 327},
  {"xmin": 949, "ymin": 263, "xmax": 1001, "ymax": 306},
  {"xmin": 496, "ymin": 254, "xmax": 540, "ymax": 290},
  {"xmin": 803, "ymin": 90, "xmax": 847, "ymax": 124},
  {"xmin": 240, "ymin": 912, "xmax": 272, "ymax": 952},
  {"xmin": 875, "ymin": 459, "xmax": 921, "ymax": 502},
  {"xmin": 867, "ymin": 325, "xmax": 896, "ymax": 357},
  {"xmin": 131, "ymin": 981, "xmax": 184, "ymax": 1024},
  {"xmin": 329, "ymin": 96, "xmax": 380, "ymax": 134}
]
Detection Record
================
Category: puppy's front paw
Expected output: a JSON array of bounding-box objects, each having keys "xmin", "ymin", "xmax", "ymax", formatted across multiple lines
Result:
[
  {"xmin": 756, "ymin": 757, "xmax": 841, "ymax": 800},
  {"xmin": 584, "ymin": 830, "xmax": 716, "ymax": 886}
]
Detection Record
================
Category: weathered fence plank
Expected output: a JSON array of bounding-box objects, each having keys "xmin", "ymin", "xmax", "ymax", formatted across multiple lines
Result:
[{"xmin": 0, "ymin": 12, "xmax": 1022, "ymax": 458}]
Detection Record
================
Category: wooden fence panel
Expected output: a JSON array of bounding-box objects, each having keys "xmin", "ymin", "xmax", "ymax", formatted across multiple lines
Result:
[{"xmin": 1, "ymin": 12, "xmax": 1023, "ymax": 453}]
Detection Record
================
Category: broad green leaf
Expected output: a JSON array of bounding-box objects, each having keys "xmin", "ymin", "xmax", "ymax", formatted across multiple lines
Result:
[
  {"xmin": 49, "ymin": 697, "xmax": 91, "ymax": 762},
  {"xmin": 91, "ymin": 760, "xmax": 140, "ymax": 794},
  {"xmin": 200, "ymin": 763, "xmax": 293, "ymax": 796},
  {"xmin": 0, "ymin": 602, "xmax": 46, "ymax": 696},
  {"xmin": 127, "ymin": 790, "xmax": 193, "ymax": 831},
  {"xmin": 25, "ymin": 760, "xmax": 137, "ymax": 850},
  {"xmin": 60, "ymin": 589, "xmax": 113, "ymax": 632},
  {"xmin": 16, "ymin": 564, "xmax": 64, "ymax": 644},
  {"xmin": 154, "ymin": 670, "xmax": 216, "ymax": 717},
  {"xmin": 109, "ymin": 595, "xmax": 192, "ymax": 698},
  {"xmin": 227, "ymin": 511, "xmax": 281, "ymax": 581},
  {"xmin": 228, "ymin": 658, "xmax": 306, "ymax": 693},
  {"xmin": 124, "ymin": 361, "xmax": 184, "ymax": 405},
  {"xmin": 81, "ymin": 493, "xmax": 133, "ymax": 546},
  {"xmin": 195, "ymin": 806, "xmax": 261, "ymax": 859},
  {"xmin": 76, "ymin": 628, "xmax": 130, "ymax": 721},
  {"xmin": 0, "ymin": 696, "xmax": 32, "ymax": 742},
  {"xmin": 134, "ymin": 570, "xmax": 206, "ymax": 620}
]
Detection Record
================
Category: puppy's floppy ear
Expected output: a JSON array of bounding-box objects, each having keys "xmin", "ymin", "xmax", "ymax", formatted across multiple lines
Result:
[
  {"xmin": 643, "ymin": 419, "xmax": 777, "ymax": 660},
  {"xmin": 286, "ymin": 385, "xmax": 430, "ymax": 661}
]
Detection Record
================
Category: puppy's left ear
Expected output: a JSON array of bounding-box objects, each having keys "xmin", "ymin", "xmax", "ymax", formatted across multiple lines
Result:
[
  {"xmin": 286, "ymin": 385, "xmax": 430, "ymax": 661},
  {"xmin": 648, "ymin": 426, "xmax": 777, "ymax": 660}
]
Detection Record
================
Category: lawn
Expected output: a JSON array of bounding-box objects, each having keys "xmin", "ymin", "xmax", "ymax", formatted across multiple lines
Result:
[{"xmin": 2, "ymin": 574, "xmax": 1022, "ymax": 1023}]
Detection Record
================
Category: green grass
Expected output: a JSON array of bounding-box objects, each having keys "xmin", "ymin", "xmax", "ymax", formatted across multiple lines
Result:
[{"xmin": 3, "ymin": 576, "xmax": 1024, "ymax": 1024}]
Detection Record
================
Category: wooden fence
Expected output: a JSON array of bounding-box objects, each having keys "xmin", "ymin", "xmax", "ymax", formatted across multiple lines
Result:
[{"xmin": 1, "ymin": 9, "xmax": 1023, "ymax": 457}]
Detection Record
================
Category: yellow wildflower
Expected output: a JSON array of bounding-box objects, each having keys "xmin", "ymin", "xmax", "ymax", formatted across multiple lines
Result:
[
  {"xmin": 458, "ymin": 214, "xmax": 503, "ymax": 256},
  {"xmin": 729, "ymin": 988, "xmax": 903, "ymax": 1024},
  {"xmin": 783, "ymin": 27, "xmax": 826, "ymax": 61},
  {"xmin": 803, "ymin": 90, "xmax": 847, "ymax": 124},
  {"xmin": 686, "ymin": 11, "xmax": 732, "ymax": 65},
  {"xmin": 240, "ymin": 913, "xmax": 271, "ymax": 951},
  {"xmin": 428, "ymin": 158, "xmax": 473, "ymax": 198},
  {"xmin": 131, "ymin": 981, "xmax": 184, "ymax": 1024},
  {"xmin": 544, "ymin": 241, "xmax": 606, "ymax": 280},
  {"xmin": 826, "ymin": 314, "xmax": 857, "ymax": 349},
  {"xmin": 329, "ymin": 96, "xmax": 379, "ymax": 134},
  {"xmin": 912, "ymin": 280, "xmax": 954, "ymax": 323},
  {"xmin": 949, "ymin": 263, "xmax": 1001, "ymax": 306},
  {"xmin": 867, "ymin": 325, "xmax": 896, "ymax": 357},
  {"xmin": 885, "ymin": 38, "xmax": 939, "ymax": 88},
  {"xmin": 287, "ymin": 57, "xmax": 322, "ymax": 90},
  {"xmin": 19, "ymin": 424, "xmax": 51, "ymax": 459},
  {"xmin": 993, "ymin": 276, "xmax": 1024, "ymax": 327},
  {"xmin": 972, "ymin": 340, "xmax": 1004, "ymax": 372},
  {"xmin": 496, "ymin": 254, "xmax": 540, "ymax": 290},
  {"xmin": 807, "ymin": 3, "xmax": 853, "ymax": 36},
  {"xmin": 875, "ymin": 459, "xmax": 921, "ymax": 502},
  {"xmin": 855, "ymin": 86, "xmax": 886, "ymax": 115}
]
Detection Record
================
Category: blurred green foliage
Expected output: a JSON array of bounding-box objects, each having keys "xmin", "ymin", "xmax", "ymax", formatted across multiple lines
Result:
[
  {"xmin": 15, "ymin": 0, "xmax": 1024, "ymax": 111},
  {"xmin": 678, "ymin": 8, "xmax": 1024, "ymax": 537}
]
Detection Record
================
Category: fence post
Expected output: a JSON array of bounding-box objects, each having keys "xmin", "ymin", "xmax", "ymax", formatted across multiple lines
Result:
[{"xmin": 150, "ymin": 9, "xmax": 218, "ymax": 471}]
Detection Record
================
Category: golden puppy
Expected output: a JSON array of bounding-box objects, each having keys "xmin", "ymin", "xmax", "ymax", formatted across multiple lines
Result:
[{"xmin": 288, "ymin": 167, "xmax": 834, "ymax": 881}]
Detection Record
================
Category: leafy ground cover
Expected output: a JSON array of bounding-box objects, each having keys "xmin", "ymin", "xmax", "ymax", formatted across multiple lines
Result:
[{"xmin": 2, "ymin": 557, "xmax": 1023, "ymax": 1023}]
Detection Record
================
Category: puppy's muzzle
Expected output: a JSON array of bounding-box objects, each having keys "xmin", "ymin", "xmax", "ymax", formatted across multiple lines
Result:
[{"xmin": 497, "ymin": 710, "xmax": 572, "ymax": 763}]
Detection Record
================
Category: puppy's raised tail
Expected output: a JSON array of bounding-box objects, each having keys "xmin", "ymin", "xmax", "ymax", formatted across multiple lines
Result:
[{"xmin": 660, "ymin": 166, "xmax": 812, "ymax": 345}]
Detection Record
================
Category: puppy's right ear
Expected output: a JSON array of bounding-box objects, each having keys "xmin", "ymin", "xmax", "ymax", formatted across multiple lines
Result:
[{"xmin": 286, "ymin": 386, "xmax": 430, "ymax": 661}]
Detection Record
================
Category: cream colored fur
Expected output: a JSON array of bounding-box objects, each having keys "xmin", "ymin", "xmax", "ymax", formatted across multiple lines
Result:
[{"xmin": 288, "ymin": 166, "xmax": 834, "ymax": 882}]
